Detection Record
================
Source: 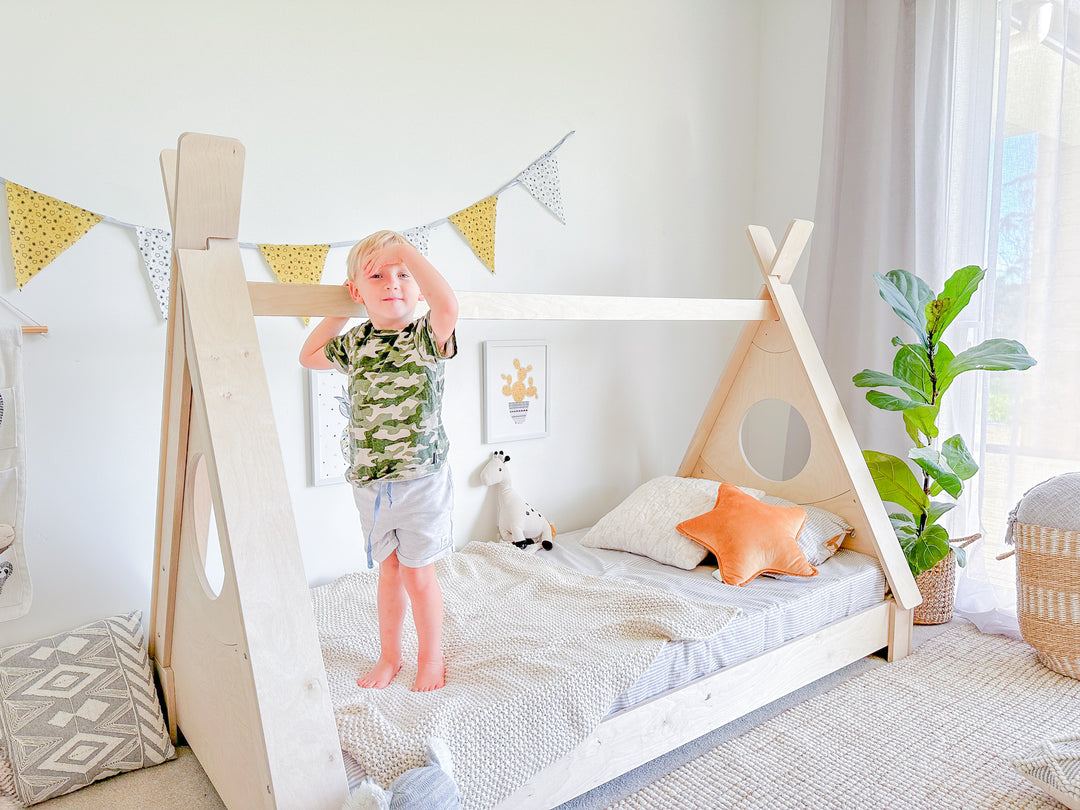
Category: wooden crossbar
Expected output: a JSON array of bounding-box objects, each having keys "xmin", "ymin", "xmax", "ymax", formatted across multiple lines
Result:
[{"xmin": 247, "ymin": 282, "xmax": 778, "ymax": 322}]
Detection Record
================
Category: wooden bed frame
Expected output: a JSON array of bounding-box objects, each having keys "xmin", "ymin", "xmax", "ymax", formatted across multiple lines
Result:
[{"xmin": 149, "ymin": 133, "xmax": 921, "ymax": 810}]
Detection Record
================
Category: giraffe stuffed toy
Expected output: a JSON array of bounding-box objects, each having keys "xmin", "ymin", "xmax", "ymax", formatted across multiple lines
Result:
[{"xmin": 479, "ymin": 450, "xmax": 554, "ymax": 551}]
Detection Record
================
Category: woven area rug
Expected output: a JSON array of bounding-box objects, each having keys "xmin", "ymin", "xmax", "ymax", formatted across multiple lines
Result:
[{"xmin": 608, "ymin": 622, "xmax": 1080, "ymax": 809}]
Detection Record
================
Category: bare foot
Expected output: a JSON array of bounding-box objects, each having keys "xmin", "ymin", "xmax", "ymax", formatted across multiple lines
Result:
[
  {"xmin": 412, "ymin": 656, "xmax": 446, "ymax": 692},
  {"xmin": 358, "ymin": 657, "xmax": 401, "ymax": 689}
]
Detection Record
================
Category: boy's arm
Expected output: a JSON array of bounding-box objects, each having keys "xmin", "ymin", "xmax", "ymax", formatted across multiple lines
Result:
[
  {"xmin": 299, "ymin": 315, "xmax": 349, "ymax": 369},
  {"xmin": 368, "ymin": 243, "xmax": 459, "ymax": 352}
]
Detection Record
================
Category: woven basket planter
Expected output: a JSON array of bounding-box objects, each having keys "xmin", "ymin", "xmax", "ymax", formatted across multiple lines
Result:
[
  {"xmin": 1008, "ymin": 473, "xmax": 1080, "ymax": 680},
  {"xmin": 913, "ymin": 550, "xmax": 956, "ymax": 625}
]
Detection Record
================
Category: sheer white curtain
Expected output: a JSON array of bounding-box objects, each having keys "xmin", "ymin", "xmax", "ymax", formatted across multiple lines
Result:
[
  {"xmin": 806, "ymin": 0, "xmax": 1079, "ymax": 635},
  {"xmin": 957, "ymin": 0, "xmax": 1080, "ymax": 634},
  {"xmin": 806, "ymin": 0, "xmax": 996, "ymax": 458}
]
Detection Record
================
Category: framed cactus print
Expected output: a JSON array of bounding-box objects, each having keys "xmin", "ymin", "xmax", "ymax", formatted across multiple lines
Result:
[{"xmin": 483, "ymin": 340, "xmax": 550, "ymax": 443}]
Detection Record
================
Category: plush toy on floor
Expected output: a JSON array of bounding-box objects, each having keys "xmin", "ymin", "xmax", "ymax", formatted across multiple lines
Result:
[
  {"xmin": 479, "ymin": 450, "xmax": 555, "ymax": 552},
  {"xmin": 341, "ymin": 738, "xmax": 460, "ymax": 810}
]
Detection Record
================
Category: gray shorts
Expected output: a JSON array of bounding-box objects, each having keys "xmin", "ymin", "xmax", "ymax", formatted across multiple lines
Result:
[{"xmin": 351, "ymin": 466, "xmax": 454, "ymax": 569}]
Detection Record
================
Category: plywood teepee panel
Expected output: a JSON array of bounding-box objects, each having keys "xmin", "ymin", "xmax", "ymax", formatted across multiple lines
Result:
[
  {"xmin": 677, "ymin": 221, "xmax": 920, "ymax": 612},
  {"xmin": 150, "ymin": 133, "xmax": 347, "ymax": 810}
]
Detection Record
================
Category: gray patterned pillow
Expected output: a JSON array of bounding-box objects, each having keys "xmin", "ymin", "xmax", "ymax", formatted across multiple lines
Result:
[
  {"xmin": 759, "ymin": 495, "xmax": 854, "ymax": 570},
  {"xmin": 0, "ymin": 611, "xmax": 174, "ymax": 805},
  {"xmin": 1014, "ymin": 736, "xmax": 1080, "ymax": 809}
]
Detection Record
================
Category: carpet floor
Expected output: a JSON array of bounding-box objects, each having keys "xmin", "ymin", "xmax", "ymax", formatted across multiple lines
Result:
[{"xmin": 604, "ymin": 622, "xmax": 1078, "ymax": 809}]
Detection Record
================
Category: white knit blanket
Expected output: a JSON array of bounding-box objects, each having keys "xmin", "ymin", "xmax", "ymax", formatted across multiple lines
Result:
[{"xmin": 312, "ymin": 541, "xmax": 739, "ymax": 809}]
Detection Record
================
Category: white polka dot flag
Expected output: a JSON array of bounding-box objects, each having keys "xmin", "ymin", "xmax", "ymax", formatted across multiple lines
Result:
[
  {"xmin": 135, "ymin": 226, "xmax": 172, "ymax": 321},
  {"xmin": 402, "ymin": 225, "xmax": 432, "ymax": 255},
  {"xmin": 517, "ymin": 154, "xmax": 566, "ymax": 224}
]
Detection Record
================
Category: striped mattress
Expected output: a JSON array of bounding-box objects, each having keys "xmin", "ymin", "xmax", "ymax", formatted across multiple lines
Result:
[{"xmin": 544, "ymin": 529, "xmax": 886, "ymax": 713}]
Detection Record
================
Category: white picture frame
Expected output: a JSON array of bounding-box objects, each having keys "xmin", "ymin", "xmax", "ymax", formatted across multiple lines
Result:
[
  {"xmin": 483, "ymin": 340, "xmax": 550, "ymax": 443},
  {"xmin": 308, "ymin": 368, "xmax": 350, "ymax": 486}
]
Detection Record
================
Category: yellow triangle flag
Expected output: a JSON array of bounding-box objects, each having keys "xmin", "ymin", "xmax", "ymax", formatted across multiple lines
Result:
[
  {"xmin": 258, "ymin": 243, "xmax": 330, "ymax": 326},
  {"xmin": 449, "ymin": 195, "xmax": 498, "ymax": 273},
  {"xmin": 5, "ymin": 181, "xmax": 103, "ymax": 289}
]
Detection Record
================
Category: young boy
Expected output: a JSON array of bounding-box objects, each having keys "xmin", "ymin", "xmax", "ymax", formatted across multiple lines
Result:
[{"xmin": 300, "ymin": 230, "xmax": 458, "ymax": 692}]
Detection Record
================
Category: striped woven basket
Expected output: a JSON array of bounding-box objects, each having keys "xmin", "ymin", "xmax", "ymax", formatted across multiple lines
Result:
[
  {"xmin": 1005, "ymin": 473, "xmax": 1080, "ymax": 679},
  {"xmin": 1014, "ymin": 522, "xmax": 1080, "ymax": 679}
]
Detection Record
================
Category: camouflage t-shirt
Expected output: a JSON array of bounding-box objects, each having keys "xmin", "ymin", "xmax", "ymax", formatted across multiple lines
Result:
[{"xmin": 324, "ymin": 313, "xmax": 457, "ymax": 485}]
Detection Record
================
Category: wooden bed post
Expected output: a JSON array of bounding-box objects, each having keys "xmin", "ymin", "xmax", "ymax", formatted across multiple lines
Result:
[
  {"xmin": 149, "ymin": 133, "xmax": 347, "ymax": 809},
  {"xmin": 677, "ymin": 220, "xmax": 920, "ymax": 655}
]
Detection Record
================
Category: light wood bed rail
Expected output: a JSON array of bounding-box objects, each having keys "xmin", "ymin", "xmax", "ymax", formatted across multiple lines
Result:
[{"xmin": 150, "ymin": 133, "xmax": 919, "ymax": 809}]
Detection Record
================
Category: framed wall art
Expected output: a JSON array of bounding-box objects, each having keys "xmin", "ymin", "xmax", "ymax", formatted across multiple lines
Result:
[
  {"xmin": 308, "ymin": 368, "xmax": 350, "ymax": 486},
  {"xmin": 483, "ymin": 340, "xmax": 550, "ymax": 443}
]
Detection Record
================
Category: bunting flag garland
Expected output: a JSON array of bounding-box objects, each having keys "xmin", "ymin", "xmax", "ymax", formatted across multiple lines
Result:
[
  {"xmin": 401, "ymin": 225, "xmax": 432, "ymax": 256},
  {"xmin": 135, "ymin": 226, "xmax": 172, "ymax": 321},
  {"xmin": 258, "ymin": 243, "xmax": 331, "ymax": 325},
  {"xmin": 5, "ymin": 181, "xmax": 103, "ymax": 289},
  {"xmin": 0, "ymin": 130, "xmax": 573, "ymax": 320},
  {"xmin": 448, "ymin": 196, "xmax": 498, "ymax": 274},
  {"xmin": 518, "ymin": 154, "xmax": 566, "ymax": 224}
]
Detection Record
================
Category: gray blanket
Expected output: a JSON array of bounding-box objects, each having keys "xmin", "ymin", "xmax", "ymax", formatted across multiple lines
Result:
[{"xmin": 313, "ymin": 541, "xmax": 739, "ymax": 809}]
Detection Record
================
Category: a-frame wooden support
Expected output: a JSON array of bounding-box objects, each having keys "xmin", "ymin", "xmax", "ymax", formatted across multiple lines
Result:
[
  {"xmin": 678, "ymin": 220, "xmax": 921, "ymax": 627},
  {"xmin": 149, "ymin": 133, "xmax": 347, "ymax": 809}
]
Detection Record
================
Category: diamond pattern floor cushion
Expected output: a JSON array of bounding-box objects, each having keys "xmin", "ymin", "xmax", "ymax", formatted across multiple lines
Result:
[
  {"xmin": 0, "ymin": 611, "xmax": 174, "ymax": 805},
  {"xmin": 1014, "ymin": 736, "xmax": 1080, "ymax": 809}
]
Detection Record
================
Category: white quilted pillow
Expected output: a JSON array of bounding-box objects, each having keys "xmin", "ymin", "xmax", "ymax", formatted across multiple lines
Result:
[{"xmin": 581, "ymin": 476, "xmax": 765, "ymax": 569}]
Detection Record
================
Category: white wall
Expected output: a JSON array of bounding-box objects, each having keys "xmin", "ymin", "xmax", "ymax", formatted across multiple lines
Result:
[{"xmin": 0, "ymin": 0, "xmax": 829, "ymax": 642}]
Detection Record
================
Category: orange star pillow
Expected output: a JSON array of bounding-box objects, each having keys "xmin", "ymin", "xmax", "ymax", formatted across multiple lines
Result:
[{"xmin": 676, "ymin": 483, "xmax": 817, "ymax": 586}]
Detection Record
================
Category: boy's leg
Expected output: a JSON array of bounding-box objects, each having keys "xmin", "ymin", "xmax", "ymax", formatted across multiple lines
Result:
[
  {"xmin": 358, "ymin": 551, "xmax": 406, "ymax": 688},
  {"xmin": 400, "ymin": 563, "xmax": 445, "ymax": 691}
]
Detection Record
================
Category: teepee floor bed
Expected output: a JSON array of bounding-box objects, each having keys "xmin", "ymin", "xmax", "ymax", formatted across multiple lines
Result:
[
  {"xmin": 325, "ymin": 530, "xmax": 895, "ymax": 809},
  {"xmin": 150, "ymin": 134, "xmax": 920, "ymax": 809}
]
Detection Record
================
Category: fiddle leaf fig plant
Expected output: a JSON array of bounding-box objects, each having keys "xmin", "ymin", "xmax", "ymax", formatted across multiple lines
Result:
[{"xmin": 854, "ymin": 266, "xmax": 1036, "ymax": 578}]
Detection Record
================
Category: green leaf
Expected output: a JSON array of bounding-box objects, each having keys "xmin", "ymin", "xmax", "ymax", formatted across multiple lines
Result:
[
  {"xmin": 903, "ymin": 414, "xmax": 923, "ymax": 445},
  {"xmin": 938, "ymin": 338, "xmax": 1037, "ymax": 390},
  {"xmin": 852, "ymin": 369, "xmax": 926, "ymax": 402},
  {"xmin": 889, "ymin": 512, "xmax": 918, "ymax": 539},
  {"xmin": 863, "ymin": 450, "xmax": 929, "ymax": 514},
  {"xmin": 893, "ymin": 345, "xmax": 933, "ymax": 402},
  {"xmin": 928, "ymin": 341, "xmax": 955, "ymax": 398},
  {"xmin": 910, "ymin": 446, "xmax": 963, "ymax": 499},
  {"xmin": 941, "ymin": 434, "xmax": 978, "ymax": 481},
  {"xmin": 901, "ymin": 404, "xmax": 940, "ymax": 442},
  {"xmin": 925, "ymin": 500, "xmax": 956, "ymax": 526},
  {"xmin": 909, "ymin": 523, "xmax": 952, "ymax": 576},
  {"xmin": 925, "ymin": 265, "xmax": 985, "ymax": 343},
  {"xmin": 875, "ymin": 270, "xmax": 934, "ymax": 343},
  {"xmin": 866, "ymin": 391, "xmax": 927, "ymax": 412}
]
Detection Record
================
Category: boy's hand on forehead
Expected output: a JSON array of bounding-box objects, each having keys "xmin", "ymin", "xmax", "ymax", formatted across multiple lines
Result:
[{"xmin": 362, "ymin": 243, "xmax": 412, "ymax": 278}]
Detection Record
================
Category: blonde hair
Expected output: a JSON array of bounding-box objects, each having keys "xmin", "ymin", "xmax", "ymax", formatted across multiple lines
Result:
[{"xmin": 346, "ymin": 230, "xmax": 409, "ymax": 282}]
